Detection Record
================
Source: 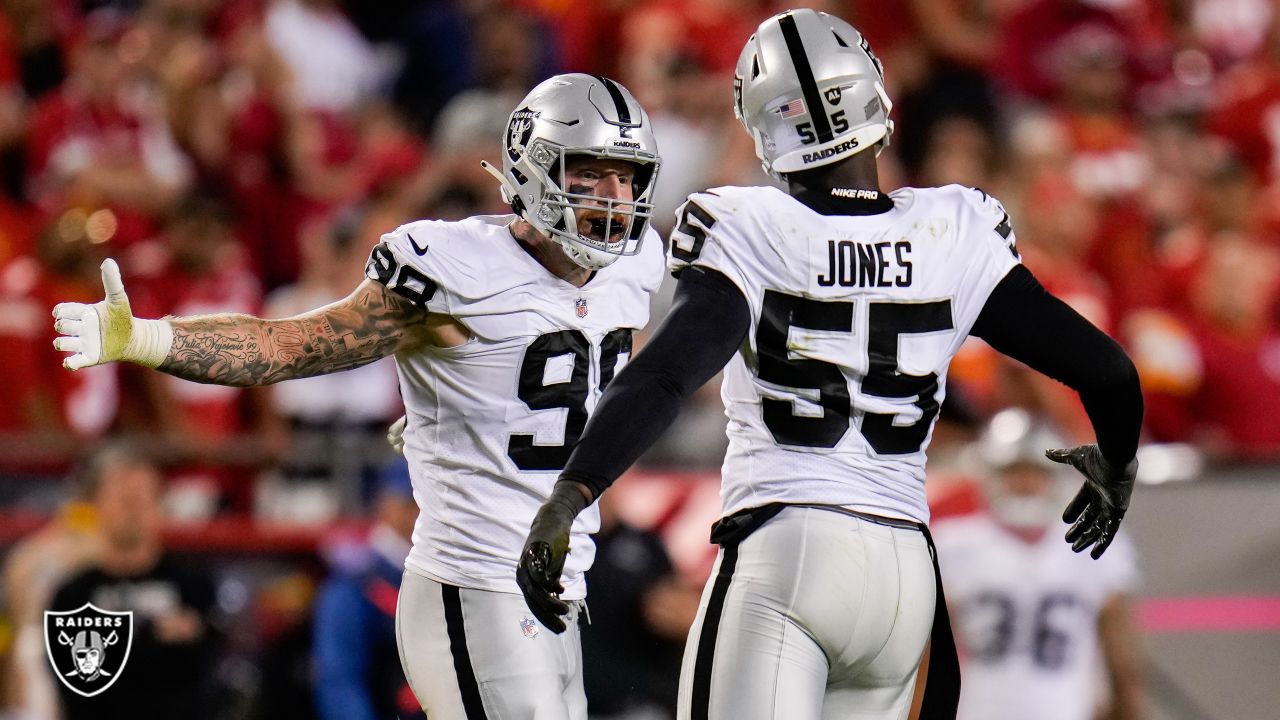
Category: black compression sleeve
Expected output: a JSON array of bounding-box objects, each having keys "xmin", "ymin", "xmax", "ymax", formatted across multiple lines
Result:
[
  {"xmin": 559, "ymin": 266, "xmax": 751, "ymax": 499},
  {"xmin": 971, "ymin": 265, "xmax": 1143, "ymax": 464}
]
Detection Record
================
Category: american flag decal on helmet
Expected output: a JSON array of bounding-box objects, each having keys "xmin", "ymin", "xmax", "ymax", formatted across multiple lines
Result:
[{"xmin": 775, "ymin": 99, "xmax": 806, "ymax": 119}]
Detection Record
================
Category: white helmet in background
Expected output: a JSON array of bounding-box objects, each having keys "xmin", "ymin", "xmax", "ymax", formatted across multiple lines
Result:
[
  {"xmin": 977, "ymin": 409, "xmax": 1076, "ymax": 532},
  {"xmin": 734, "ymin": 8, "xmax": 894, "ymax": 177},
  {"xmin": 483, "ymin": 73, "xmax": 661, "ymax": 270}
]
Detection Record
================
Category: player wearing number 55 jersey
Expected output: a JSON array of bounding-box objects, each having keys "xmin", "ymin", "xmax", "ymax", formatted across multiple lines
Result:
[
  {"xmin": 51, "ymin": 74, "xmax": 665, "ymax": 719},
  {"xmin": 518, "ymin": 9, "xmax": 1143, "ymax": 720}
]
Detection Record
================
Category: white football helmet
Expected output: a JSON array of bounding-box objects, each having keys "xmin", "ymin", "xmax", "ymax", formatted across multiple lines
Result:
[
  {"xmin": 483, "ymin": 74, "xmax": 661, "ymax": 270},
  {"xmin": 977, "ymin": 409, "xmax": 1077, "ymax": 532},
  {"xmin": 734, "ymin": 9, "xmax": 894, "ymax": 176}
]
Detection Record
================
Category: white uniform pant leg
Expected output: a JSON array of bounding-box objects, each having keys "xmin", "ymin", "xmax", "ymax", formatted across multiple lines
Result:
[
  {"xmin": 397, "ymin": 569, "xmax": 586, "ymax": 720},
  {"xmin": 676, "ymin": 507, "xmax": 937, "ymax": 720}
]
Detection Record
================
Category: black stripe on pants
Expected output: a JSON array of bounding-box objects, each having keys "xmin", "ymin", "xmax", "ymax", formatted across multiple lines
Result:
[
  {"xmin": 442, "ymin": 584, "xmax": 488, "ymax": 720},
  {"xmin": 918, "ymin": 525, "xmax": 960, "ymax": 720},
  {"xmin": 691, "ymin": 544, "xmax": 740, "ymax": 720}
]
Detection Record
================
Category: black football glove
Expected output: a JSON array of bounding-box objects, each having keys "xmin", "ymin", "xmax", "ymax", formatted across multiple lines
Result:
[
  {"xmin": 1046, "ymin": 444, "xmax": 1137, "ymax": 559},
  {"xmin": 516, "ymin": 482, "xmax": 591, "ymax": 634}
]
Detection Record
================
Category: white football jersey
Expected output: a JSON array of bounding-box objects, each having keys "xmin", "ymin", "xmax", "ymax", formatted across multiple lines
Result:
[
  {"xmin": 668, "ymin": 184, "xmax": 1021, "ymax": 523},
  {"xmin": 932, "ymin": 514, "xmax": 1138, "ymax": 720},
  {"xmin": 365, "ymin": 215, "xmax": 665, "ymax": 598}
]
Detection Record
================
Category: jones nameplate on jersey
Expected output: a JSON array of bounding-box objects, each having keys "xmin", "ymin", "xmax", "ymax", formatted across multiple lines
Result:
[{"xmin": 817, "ymin": 239, "xmax": 912, "ymax": 288}]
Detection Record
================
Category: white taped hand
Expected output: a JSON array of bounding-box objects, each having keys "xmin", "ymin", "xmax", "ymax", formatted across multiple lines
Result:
[{"xmin": 52, "ymin": 259, "xmax": 172, "ymax": 370}]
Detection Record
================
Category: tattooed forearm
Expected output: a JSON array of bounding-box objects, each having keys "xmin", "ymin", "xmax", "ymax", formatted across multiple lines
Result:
[{"xmin": 158, "ymin": 280, "xmax": 422, "ymax": 386}]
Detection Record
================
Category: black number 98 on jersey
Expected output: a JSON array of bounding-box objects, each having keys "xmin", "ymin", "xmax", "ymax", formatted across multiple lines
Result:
[
  {"xmin": 757, "ymin": 290, "xmax": 953, "ymax": 454},
  {"xmin": 507, "ymin": 328, "xmax": 632, "ymax": 471}
]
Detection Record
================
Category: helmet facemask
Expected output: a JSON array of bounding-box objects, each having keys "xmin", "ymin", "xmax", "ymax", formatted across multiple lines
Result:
[{"xmin": 526, "ymin": 144, "xmax": 658, "ymax": 270}]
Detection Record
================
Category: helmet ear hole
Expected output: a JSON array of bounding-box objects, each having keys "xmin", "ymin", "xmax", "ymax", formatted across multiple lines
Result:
[{"xmin": 751, "ymin": 55, "xmax": 760, "ymax": 79}]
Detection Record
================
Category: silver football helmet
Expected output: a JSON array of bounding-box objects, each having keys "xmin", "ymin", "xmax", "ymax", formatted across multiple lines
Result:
[
  {"xmin": 734, "ymin": 9, "xmax": 894, "ymax": 176},
  {"xmin": 977, "ymin": 409, "xmax": 1076, "ymax": 532},
  {"xmin": 482, "ymin": 74, "xmax": 660, "ymax": 270}
]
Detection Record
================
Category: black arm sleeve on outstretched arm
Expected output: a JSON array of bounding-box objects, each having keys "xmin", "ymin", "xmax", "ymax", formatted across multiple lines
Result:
[
  {"xmin": 970, "ymin": 265, "xmax": 1143, "ymax": 464},
  {"xmin": 559, "ymin": 266, "xmax": 752, "ymax": 499}
]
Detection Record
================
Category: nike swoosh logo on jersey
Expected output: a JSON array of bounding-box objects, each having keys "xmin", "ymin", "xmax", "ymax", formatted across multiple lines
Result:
[{"xmin": 407, "ymin": 233, "xmax": 429, "ymax": 255}]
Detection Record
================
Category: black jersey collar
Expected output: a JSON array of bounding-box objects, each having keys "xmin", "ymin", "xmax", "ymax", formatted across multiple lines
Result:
[{"xmin": 793, "ymin": 187, "xmax": 894, "ymax": 216}]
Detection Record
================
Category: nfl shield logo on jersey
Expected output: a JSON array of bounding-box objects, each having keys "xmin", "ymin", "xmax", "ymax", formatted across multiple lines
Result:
[
  {"xmin": 44, "ymin": 604, "xmax": 133, "ymax": 697},
  {"xmin": 574, "ymin": 298, "xmax": 588, "ymax": 318},
  {"xmin": 520, "ymin": 617, "xmax": 540, "ymax": 639}
]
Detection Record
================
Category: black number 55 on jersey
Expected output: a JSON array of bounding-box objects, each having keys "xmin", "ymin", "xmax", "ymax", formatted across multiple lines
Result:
[{"xmin": 757, "ymin": 290, "xmax": 954, "ymax": 454}]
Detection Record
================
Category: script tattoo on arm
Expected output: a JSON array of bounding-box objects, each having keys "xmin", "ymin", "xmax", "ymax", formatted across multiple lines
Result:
[{"xmin": 158, "ymin": 280, "xmax": 427, "ymax": 386}]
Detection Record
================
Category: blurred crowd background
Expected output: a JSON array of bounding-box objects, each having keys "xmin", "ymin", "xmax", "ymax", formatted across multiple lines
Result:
[{"xmin": 0, "ymin": 0, "xmax": 1277, "ymax": 718}]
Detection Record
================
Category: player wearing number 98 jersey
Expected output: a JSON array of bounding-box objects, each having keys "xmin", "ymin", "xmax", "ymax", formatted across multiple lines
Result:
[
  {"xmin": 50, "ymin": 73, "xmax": 664, "ymax": 720},
  {"xmin": 518, "ymin": 9, "xmax": 1144, "ymax": 720},
  {"xmin": 368, "ymin": 211, "xmax": 661, "ymax": 595}
]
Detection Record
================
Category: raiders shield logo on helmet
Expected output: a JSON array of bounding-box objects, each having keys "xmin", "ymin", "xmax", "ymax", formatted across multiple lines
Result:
[
  {"xmin": 507, "ymin": 108, "xmax": 539, "ymax": 162},
  {"xmin": 44, "ymin": 604, "xmax": 133, "ymax": 697}
]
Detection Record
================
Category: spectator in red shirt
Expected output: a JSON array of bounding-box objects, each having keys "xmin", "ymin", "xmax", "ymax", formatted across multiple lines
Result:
[
  {"xmin": 1206, "ymin": 10, "xmax": 1280, "ymax": 187},
  {"xmin": 996, "ymin": 0, "xmax": 1138, "ymax": 103},
  {"xmin": 1129, "ymin": 231, "xmax": 1280, "ymax": 460},
  {"xmin": 26, "ymin": 9, "xmax": 192, "ymax": 247}
]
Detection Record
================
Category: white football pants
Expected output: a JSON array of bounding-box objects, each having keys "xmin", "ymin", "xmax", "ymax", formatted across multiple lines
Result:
[
  {"xmin": 677, "ymin": 506, "xmax": 937, "ymax": 720},
  {"xmin": 397, "ymin": 569, "xmax": 587, "ymax": 720}
]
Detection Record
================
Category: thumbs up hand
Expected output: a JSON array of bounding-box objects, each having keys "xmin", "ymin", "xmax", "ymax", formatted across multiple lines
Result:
[{"xmin": 52, "ymin": 259, "xmax": 172, "ymax": 370}]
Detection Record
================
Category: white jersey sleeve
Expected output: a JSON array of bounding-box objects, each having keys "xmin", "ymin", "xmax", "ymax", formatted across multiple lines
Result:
[
  {"xmin": 668, "ymin": 188, "xmax": 781, "ymax": 295},
  {"xmin": 950, "ymin": 187, "xmax": 1023, "ymax": 336},
  {"xmin": 364, "ymin": 218, "xmax": 487, "ymax": 315}
]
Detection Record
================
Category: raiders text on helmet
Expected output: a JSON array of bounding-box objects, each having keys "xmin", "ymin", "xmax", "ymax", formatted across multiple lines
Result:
[
  {"xmin": 482, "ymin": 74, "xmax": 661, "ymax": 270},
  {"xmin": 734, "ymin": 9, "xmax": 894, "ymax": 176}
]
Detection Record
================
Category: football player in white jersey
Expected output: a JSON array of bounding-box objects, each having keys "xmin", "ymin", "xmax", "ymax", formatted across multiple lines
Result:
[
  {"xmin": 517, "ymin": 10, "xmax": 1143, "ymax": 720},
  {"xmin": 934, "ymin": 410, "xmax": 1144, "ymax": 720},
  {"xmin": 50, "ymin": 74, "xmax": 667, "ymax": 719}
]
